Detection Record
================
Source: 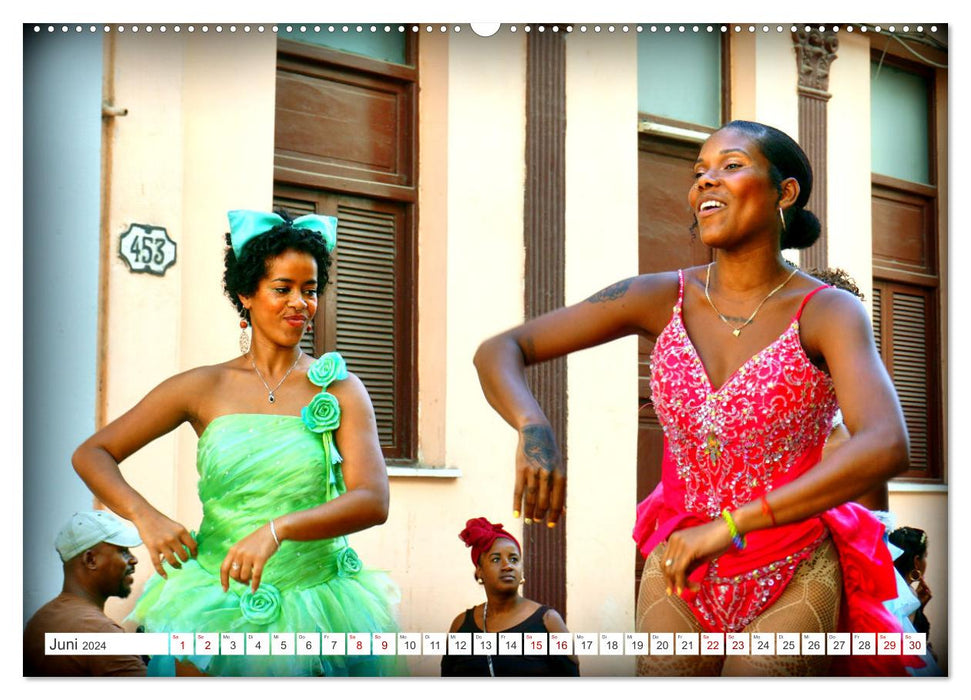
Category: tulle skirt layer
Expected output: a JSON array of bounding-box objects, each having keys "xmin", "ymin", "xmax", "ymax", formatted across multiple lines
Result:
[{"xmin": 129, "ymin": 557, "xmax": 403, "ymax": 677}]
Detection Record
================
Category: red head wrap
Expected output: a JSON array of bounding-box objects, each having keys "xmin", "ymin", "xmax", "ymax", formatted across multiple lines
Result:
[{"xmin": 459, "ymin": 517, "xmax": 521, "ymax": 567}]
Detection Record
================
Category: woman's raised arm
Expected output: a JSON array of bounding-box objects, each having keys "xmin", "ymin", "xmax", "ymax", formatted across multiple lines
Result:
[{"xmin": 473, "ymin": 272, "xmax": 678, "ymax": 526}]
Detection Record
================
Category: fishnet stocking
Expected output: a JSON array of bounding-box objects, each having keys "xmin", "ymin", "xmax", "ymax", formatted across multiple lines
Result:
[
  {"xmin": 725, "ymin": 539, "xmax": 841, "ymax": 675},
  {"xmin": 636, "ymin": 539, "xmax": 842, "ymax": 677},
  {"xmin": 636, "ymin": 547, "xmax": 721, "ymax": 676}
]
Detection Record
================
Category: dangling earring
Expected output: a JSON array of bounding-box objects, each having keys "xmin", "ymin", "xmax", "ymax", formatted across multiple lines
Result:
[
  {"xmin": 477, "ymin": 578, "xmax": 484, "ymax": 585},
  {"xmin": 519, "ymin": 578, "xmax": 526, "ymax": 585},
  {"xmin": 239, "ymin": 315, "xmax": 251, "ymax": 354},
  {"xmin": 908, "ymin": 569, "xmax": 921, "ymax": 583},
  {"xmin": 778, "ymin": 207, "xmax": 788, "ymax": 234}
]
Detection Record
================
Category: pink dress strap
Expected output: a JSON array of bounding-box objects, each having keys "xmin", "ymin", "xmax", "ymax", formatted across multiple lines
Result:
[
  {"xmin": 676, "ymin": 269, "xmax": 685, "ymax": 308},
  {"xmin": 795, "ymin": 284, "xmax": 830, "ymax": 321}
]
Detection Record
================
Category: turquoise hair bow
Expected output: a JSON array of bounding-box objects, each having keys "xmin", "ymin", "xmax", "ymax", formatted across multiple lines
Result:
[{"xmin": 227, "ymin": 210, "xmax": 337, "ymax": 257}]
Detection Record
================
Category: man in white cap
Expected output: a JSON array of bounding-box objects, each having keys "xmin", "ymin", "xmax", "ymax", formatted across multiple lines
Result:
[{"xmin": 24, "ymin": 510, "xmax": 147, "ymax": 676}]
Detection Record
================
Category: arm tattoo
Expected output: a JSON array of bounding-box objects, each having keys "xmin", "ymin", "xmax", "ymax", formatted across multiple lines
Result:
[
  {"xmin": 521, "ymin": 424, "xmax": 559, "ymax": 472},
  {"xmin": 586, "ymin": 278, "xmax": 633, "ymax": 304}
]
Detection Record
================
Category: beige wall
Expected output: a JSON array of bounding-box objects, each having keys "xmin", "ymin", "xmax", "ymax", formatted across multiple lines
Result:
[
  {"xmin": 102, "ymin": 36, "xmax": 186, "ymax": 621},
  {"xmin": 350, "ymin": 27, "xmax": 529, "ymax": 676},
  {"xmin": 730, "ymin": 31, "xmax": 799, "ymax": 137},
  {"xmin": 563, "ymin": 29, "xmax": 639, "ymax": 676},
  {"xmin": 827, "ymin": 32, "xmax": 874, "ymax": 308},
  {"xmin": 101, "ymin": 31, "xmax": 279, "ymax": 624}
]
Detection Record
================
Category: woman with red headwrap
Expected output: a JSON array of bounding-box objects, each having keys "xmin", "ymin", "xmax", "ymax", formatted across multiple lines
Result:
[{"xmin": 441, "ymin": 517, "xmax": 579, "ymax": 676}]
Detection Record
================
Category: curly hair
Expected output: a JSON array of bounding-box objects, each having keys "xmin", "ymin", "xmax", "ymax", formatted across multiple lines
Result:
[
  {"xmin": 717, "ymin": 120, "xmax": 821, "ymax": 250},
  {"xmin": 805, "ymin": 267, "xmax": 865, "ymax": 301},
  {"xmin": 223, "ymin": 210, "xmax": 334, "ymax": 317}
]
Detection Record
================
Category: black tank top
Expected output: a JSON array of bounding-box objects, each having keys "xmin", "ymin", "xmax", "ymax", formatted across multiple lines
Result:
[{"xmin": 440, "ymin": 605, "xmax": 580, "ymax": 677}]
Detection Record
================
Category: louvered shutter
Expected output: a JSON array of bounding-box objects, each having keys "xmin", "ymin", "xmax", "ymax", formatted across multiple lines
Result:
[
  {"xmin": 334, "ymin": 201, "xmax": 406, "ymax": 456},
  {"xmin": 273, "ymin": 40, "xmax": 418, "ymax": 462},
  {"xmin": 872, "ymin": 280, "xmax": 939, "ymax": 479},
  {"xmin": 273, "ymin": 191, "xmax": 413, "ymax": 461}
]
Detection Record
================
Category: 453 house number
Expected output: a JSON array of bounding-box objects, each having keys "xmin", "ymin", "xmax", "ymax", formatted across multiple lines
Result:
[{"xmin": 119, "ymin": 223, "xmax": 177, "ymax": 276}]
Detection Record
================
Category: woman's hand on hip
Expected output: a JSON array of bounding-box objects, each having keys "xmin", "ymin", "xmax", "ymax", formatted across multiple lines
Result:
[
  {"xmin": 660, "ymin": 519, "xmax": 732, "ymax": 596},
  {"xmin": 132, "ymin": 508, "xmax": 198, "ymax": 578},
  {"xmin": 220, "ymin": 523, "xmax": 280, "ymax": 592}
]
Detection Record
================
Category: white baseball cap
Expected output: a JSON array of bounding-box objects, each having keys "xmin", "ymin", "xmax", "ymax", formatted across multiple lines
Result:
[{"xmin": 54, "ymin": 511, "xmax": 142, "ymax": 562}]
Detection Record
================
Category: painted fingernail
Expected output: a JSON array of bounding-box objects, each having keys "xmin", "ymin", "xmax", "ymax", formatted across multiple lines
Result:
[
  {"xmin": 547, "ymin": 521, "xmax": 556, "ymax": 529},
  {"xmin": 677, "ymin": 586, "xmax": 683, "ymax": 597},
  {"xmin": 666, "ymin": 587, "xmax": 672, "ymax": 596},
  {"xmin": 513, "ymin": 510, "xmax": 520, "ymax": 519},
  {"xmin": 524, "ymin": 517, "xmax": 533, "ymax": 525}
]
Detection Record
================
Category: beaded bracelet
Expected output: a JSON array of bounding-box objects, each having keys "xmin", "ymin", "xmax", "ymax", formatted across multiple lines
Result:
[{"xmin": 721, "ymin": 508, "xmax": 746, "ymax": 550}]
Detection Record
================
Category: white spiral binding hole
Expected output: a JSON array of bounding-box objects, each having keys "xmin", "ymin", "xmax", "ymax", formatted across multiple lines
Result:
[{"xmin": 30, "ymin": 24, "xmax": 937, "ymax": 35}]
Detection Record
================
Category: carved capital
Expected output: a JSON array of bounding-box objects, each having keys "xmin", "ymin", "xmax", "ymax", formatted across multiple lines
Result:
[{"xmin": 792, "ymin": 28, "xmax": 839, "ymax": 95}]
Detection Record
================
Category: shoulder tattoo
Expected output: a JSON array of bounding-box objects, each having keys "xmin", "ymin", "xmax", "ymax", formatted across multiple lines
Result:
[{"xmin": 586, "ymin": 278, "xmax": 633, "ymax": 304}]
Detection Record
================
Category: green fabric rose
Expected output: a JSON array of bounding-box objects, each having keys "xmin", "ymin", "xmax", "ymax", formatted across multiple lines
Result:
[
  {"xmin": 301, "ymin": 392, "xmax": 341, "ymax": 433},
  {"xmin": 307, "ymin": 352, "xmax": 348, "ymax": 389},
  {"xmin": 337, "ymin": 547, "xmax": 363, "ymax": 578},
  {"xmin": 238, "ymin": 583, "xmax": 282, "ymax": 625}
]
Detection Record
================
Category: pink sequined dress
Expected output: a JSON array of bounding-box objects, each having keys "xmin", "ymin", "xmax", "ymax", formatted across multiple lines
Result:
[{"xmin": 632, "ymin": 270, "xmax": 917, "ymax": 675}]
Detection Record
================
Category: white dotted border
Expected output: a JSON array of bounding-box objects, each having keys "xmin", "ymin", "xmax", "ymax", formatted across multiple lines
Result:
[{"xmin": 29, "ymin": 24, "xmax": 941, "ymax": 36}]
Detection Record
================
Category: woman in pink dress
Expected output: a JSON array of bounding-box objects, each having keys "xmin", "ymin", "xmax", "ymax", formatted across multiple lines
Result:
[{"xmin": 474, "ymin": 121, "xmax": 915, "ymax": 676}]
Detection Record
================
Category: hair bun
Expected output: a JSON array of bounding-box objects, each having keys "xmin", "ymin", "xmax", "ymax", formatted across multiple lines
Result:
[{"xmin": 781, "ymin": 208, "xmax": 821, "ymax": 250}]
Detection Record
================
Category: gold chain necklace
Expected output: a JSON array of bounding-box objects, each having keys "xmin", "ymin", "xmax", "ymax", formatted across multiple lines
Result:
[{"xmin": 704, "ymin": 263, "xmax": 798, "ymax": 337}]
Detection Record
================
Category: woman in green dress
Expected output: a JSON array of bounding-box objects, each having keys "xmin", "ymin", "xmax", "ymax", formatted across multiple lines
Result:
[{"xmin": 73, "ymin": 210, "xmax": 401, "ymax": 676}]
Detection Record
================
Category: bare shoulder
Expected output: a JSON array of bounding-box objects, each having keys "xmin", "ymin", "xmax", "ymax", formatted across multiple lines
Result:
[
  {"xmin": 797, "ymin": 285, "xmax": 873, "ymax": 362},
  {"xmin": 541, "ymin": 606, "xmax": 570, "ymax": 633},
  {"xmin": 325, "ymin": 370, "xmax": 372, "ymax": 407},
  {"xmin": 160, "ymin": 361, "xmax": 237, "ymax": 403},
  {"xmin": 173, "ymin": 362, "xmax": 230, "ymax": 389},
  {"xmin": 798, "ymin": 285, "xmax": 871, "ymax": 333}
]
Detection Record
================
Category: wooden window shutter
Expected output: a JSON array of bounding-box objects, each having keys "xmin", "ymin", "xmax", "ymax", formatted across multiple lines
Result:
[
  {"xmin": 274, "ymin": 39, "xmax": 418, "ymax": 462},
  {"xmin": 333, "ymin": 199, "xmax": 412, "ymax": 459},
  {"xmin": 272, "ymin": 191, "xmax": 415, "ymax": 461},
  {"xmin": 872, "ymin": 285, "xmax": 883, "ymax": 357},
  {"xmin": 872, "ymin": 280, "xmax": 939, "ymax": 480}
]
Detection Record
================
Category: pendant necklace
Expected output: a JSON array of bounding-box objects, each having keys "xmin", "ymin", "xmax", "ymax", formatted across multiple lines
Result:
[
  {"xmin": 704, "ymin": 262, "xmax": 798, "ymax": 337},
  {"xmin": 249, "ymin": 350, "xmax": 303, "ymax": 403}
]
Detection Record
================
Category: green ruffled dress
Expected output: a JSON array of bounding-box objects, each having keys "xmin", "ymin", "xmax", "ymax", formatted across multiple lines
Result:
[{"xmin": 128, "ymin": 353, "xmax": 402, "ymax": 676}]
